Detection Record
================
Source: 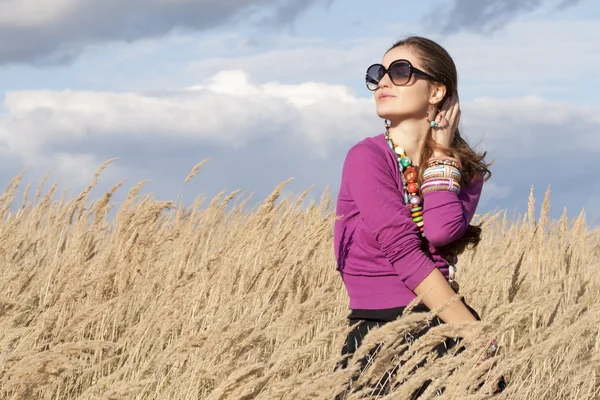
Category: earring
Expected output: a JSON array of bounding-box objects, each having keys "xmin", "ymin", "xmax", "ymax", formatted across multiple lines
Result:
[
  {"xmin": 384, "ymin": 119, "xmax": 390, "ymax": 130},
  {"xmin": 426, "ymin": 107, "xmax": 440, "ymax": 128}
]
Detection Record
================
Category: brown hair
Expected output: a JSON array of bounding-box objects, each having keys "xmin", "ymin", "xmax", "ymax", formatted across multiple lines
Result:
[{"xmin": 387, "ymin": 36, "xmax": 493, "ymax": 256}]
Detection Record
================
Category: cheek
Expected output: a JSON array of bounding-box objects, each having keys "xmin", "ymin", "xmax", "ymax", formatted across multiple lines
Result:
[
  {"xmin": 404, "ymin": 87, "xmax": 430, "ymax": 108},
  {"xmin": 392, "ymin": 89, "xmax": 422, "ymax": 107}
]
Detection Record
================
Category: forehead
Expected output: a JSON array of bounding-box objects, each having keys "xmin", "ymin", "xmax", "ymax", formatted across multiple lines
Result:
[{"xmin": 382, "ymin": 46, "xmax": 422, "ymax": 69}]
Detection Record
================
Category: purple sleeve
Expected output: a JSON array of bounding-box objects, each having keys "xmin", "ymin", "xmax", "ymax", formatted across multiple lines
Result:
[
  {"xmin": 342, "ymin": 143, "xmax": 437, "ymax": 291},
  {"xmin": 422, "ymin": 175, "xmax": 484, "ymax": 247}
]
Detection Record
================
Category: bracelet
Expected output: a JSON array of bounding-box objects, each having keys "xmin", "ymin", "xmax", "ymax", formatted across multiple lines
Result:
[
  {"xmin": 423, "ymin": 166, "xmax": 461, "ymax": 182},
  {"xmin": 427, "ymin": 156, "xmax": 462, "ymax": 168},
  {"xmin": 423, "ymin": 163, "xmax": 462, "ymax": 182},
  {"xmin": 421, "ymin": 178, "xmax": 461, "ymax": 194},
  {"xmin": 422, "ymin": 186, "xmax": 460, "ymax": 195},
  {"xmin": 421, "ymin": 180, "xmax": 460, "ymax": 190}
]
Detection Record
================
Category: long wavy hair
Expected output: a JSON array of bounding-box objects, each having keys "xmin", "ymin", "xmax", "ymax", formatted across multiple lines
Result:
[{"xmin": 387, "ymin": 36, "xmax": 493, "ymax": 256}]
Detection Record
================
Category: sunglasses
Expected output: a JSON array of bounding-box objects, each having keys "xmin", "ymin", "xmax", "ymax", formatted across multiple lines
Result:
[{"xmin": 365, "ymin": 59, "xmax": 438, "ymax": 91}]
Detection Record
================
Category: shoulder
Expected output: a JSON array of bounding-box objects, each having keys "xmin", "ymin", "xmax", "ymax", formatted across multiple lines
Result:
[
  {"xmin": 341, "ymin": 134, "xmax": 397, "ymax": 184},
  {"xmin": 345, "ymin": 134, "xmax": 388, "ymax": 162}
]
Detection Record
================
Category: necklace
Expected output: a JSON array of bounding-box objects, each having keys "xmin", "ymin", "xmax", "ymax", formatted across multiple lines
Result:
[{"xmin": 384, "ymin": 127, "xmax": 425, "ymax": 238}]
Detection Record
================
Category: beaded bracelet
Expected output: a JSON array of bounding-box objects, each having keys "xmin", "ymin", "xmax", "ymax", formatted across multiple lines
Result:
[{"xmin": 427, "ymin": 156, "xmax": 462, "ymax": 169}]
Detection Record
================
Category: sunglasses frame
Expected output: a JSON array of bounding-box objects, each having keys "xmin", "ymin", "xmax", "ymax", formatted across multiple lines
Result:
[{"xmin": 365, "ymin": 59, "xmax": 438, "ymax": 91}]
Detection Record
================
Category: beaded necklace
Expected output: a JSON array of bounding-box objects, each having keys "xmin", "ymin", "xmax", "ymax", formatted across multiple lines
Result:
[
  {"xmin": 384, "ymin": 127, "xmax": 425, "ymax": 238},
  {"xmin": 385, "ymin": 127, "xmax": 462, "ymax": 291}
]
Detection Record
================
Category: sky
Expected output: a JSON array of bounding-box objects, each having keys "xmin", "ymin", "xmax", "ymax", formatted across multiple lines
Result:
[{"xmin": 0, "ymin": 0, "xmax": 598, "ymax": 223}]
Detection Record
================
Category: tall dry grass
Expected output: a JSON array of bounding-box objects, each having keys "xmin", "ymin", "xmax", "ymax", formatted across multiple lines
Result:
[{"xmin": 0, "ymin": 159, "xmax": 599, "ymax": 399}]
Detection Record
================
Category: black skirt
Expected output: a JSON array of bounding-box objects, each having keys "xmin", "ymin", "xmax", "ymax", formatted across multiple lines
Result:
[{"xmin": 334, "ymin": 297, "xmax": 505, "ymax": 399}]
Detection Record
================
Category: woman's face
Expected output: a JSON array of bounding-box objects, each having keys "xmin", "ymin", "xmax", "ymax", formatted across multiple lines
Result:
[{"xmin": 374, "ymin": 46, "xmax": 437, "ymax": 123}]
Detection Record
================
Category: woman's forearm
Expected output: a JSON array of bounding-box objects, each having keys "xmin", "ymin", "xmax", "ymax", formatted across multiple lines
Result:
[{"xmin": 413, "ymin": 268, "xmax": 478, "ymax": 323}]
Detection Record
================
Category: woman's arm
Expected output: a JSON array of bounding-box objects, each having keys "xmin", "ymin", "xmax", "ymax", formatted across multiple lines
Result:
[
  {"xmin": 417, "ymin": 171, "xmax": 483, "ymax": 323},
  {"xmin": 413, "ymin": 268, "xmax": 478, "ymax": 323},
  {"xmin": 421, "ymin": 174, "xmax": 484, "ymax": 247}
]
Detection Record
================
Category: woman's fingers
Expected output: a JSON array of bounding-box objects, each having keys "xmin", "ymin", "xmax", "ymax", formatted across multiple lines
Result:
[
  {"xmin": 446, "ymin": 94, "xmax": 459, "ymax": 121},
  {"xmin": 433, "ymin": 92, "xmax": 460, "ymax": 131},
  {"xmin": 449, "ymin": 98, "xmax": 462, "ymax": 129}
]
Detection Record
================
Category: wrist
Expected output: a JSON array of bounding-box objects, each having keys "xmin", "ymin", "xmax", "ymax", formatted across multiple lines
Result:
[{"xmin": 429, "ymin": 154, "xmax": 460, "ymax": 163}]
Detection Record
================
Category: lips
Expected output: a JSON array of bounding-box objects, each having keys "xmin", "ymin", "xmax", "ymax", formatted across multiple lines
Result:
[{"xmin": 378, "ymin": 93, "xmax": 395, "ymax": 100}]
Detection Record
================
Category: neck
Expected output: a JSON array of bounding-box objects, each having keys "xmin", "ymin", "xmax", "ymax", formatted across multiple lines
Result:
[{"xmin": 387, "ymin": 118, "xmax": 430, "ymax": 167}]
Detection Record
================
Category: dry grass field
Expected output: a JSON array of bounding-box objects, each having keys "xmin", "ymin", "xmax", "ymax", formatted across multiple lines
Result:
[{"xmin": 1, "ymin": 159, "xmax": 599, "ymax": 399}]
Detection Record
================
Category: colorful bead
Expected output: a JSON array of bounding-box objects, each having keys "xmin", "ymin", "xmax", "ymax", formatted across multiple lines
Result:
[
  {"xmin": 411, "ymin": 211, "xmax": 423, "ymax": 217},
  {"xmin": 409, "ymin": 195, "xmax": 421, "ymax": 206},
  {"xmin": 403, "ymin": 166, "xmax": 417, "ymax": 182},
  {"xmin": 400, "ymin": 157, "xmax": 412, "ymax": 168},
  {"xmin": 413, "ymin": 216, "xmax": 423, "ymax": 223},
  {"xmin": 410, "ymin": 206, "xmax": 423, "ymax": 212},
  {"xmin": 394, "ymin": 145, "xmax": 405, "ymax": 155},
  {"xmin": 407, "ymin": 182, "xmax": 419, "ymax": 193}
]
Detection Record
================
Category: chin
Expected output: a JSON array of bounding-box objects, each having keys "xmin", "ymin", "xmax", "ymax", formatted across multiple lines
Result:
[
  {"xmin": 377, "ymin": 106, "xmax": 422, "ymax": 123},
  {"xmin": 376, "ymin": 109, "xmax": 403, "ymax": 122}
]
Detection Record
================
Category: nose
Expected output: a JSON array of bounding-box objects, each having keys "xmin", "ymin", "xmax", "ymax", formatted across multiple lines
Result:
[{"xmin": 377, "ymin": 70, "xmax": 392, "ymax": 90}]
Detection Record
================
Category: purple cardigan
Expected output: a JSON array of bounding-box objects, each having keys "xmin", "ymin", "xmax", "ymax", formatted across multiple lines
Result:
[{"xmin": 334, "ymin": 133, "xmax": 483, "ymax": 310}]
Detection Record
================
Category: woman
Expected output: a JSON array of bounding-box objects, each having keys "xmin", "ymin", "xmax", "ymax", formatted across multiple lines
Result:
[{"xmin": 333, "ymin": 36, "xmax": 504, "ymax": 397}]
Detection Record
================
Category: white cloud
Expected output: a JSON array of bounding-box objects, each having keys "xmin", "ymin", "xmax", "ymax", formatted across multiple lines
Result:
[
  {"xmin": 187, "ymin": 70, "xmax": 361, "ymax": 108},
  {"xmin": 53, "ymin": 152, "xmax": 109, "ymax": 184},
  {"xmin": 0, "ymin": 70, "xmax": 377, "ymax": 181},
  {"xmin": 461, "ymin": 95, "xmax": 599, "ymax": 156}
]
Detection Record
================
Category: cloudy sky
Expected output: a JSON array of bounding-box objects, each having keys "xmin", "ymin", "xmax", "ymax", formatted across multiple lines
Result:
[{"xmin": 0, "ymin": 0, "xmax": 598, "ymax": 223}]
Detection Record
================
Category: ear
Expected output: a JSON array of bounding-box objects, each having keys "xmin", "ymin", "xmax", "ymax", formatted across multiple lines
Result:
[{"xmin": 429, "ymin": 83, "xmax": 447, "ymax": 106}]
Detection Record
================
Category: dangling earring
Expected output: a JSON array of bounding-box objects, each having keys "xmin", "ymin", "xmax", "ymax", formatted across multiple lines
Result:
[
  {"xmin": 384, "ymin": 119, "xmax": 390, "ymax": 130},
  {"xmin": 426, "ymin": 107, "xmax": 440, "ymax": 128}
]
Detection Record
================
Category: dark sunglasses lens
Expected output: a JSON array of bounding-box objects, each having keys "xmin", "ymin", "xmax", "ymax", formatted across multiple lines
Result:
[
  {"xmin": 389, "ymin": 61, "xmax": 410, "ymax": 85},
  {"xmin": 366, "ymin": 65, "xmax": 384, "ymax": 90}
]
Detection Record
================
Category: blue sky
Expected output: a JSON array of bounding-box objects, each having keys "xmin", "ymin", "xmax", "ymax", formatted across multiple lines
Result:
[{"xmin": 0, "ymin": 0, "xmax": 598, "ymax": 223}]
